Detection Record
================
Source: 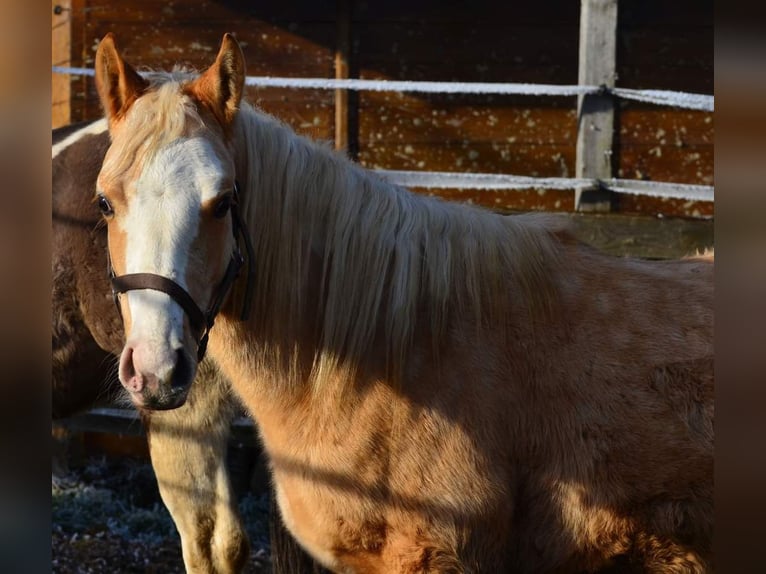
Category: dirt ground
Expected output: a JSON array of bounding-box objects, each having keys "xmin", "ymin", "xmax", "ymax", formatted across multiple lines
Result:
[{"xmin": 52, "ymin": 454, "xmax": 272, "ymax": 573}]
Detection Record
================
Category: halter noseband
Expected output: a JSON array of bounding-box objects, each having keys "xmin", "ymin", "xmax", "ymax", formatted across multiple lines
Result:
[{"xmin": 108, "ymin": 182, "xmax": 255, "ymax": 361}]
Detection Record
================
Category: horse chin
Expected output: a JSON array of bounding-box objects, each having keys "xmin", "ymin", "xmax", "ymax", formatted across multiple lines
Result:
[{"xmin": 127, "ymin": 384, "xmax": 190, "ymax": 411}]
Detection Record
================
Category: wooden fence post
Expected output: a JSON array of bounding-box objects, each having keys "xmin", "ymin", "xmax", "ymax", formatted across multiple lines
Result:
[
  {"xmin": 52, "ymin": 2, "xmax": 72, "ymax": 128},
  {"xmin": 575, "ymin": 0, "xmax": 618, "ymax": 211},
  {"xmin": 335, "ymin": 0, "xmax": 357, "ymax": 159}
]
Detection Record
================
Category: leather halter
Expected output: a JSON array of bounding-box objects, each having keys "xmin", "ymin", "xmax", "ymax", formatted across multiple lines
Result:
[{"xmin": 108, "ymin": 182, "xmax": 255, "ymax": 361}]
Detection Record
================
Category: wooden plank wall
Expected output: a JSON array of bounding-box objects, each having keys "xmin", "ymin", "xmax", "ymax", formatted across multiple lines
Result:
[
  {"xmin": 52, "ymin": 0, "xmax": 713, "ymax": 221},
  {"xmin": 353, "ymin": 2, "xmax": 579, "ymax": 214},
  {"xmin": 51, "ymin": 1, "xmax": 72, "ymax": 127},
  {"xmin": 614, "ymin": 0, "xmax": 713, "ymax": 218}
]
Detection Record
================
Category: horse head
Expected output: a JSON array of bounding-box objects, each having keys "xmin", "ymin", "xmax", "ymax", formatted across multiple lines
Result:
[{"xmin": 94, "ymin": 33, "xmax": 246, "ymax": 409}]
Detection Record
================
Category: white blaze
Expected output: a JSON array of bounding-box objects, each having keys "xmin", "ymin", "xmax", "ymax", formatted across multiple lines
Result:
[{"xmin": 119, "ymin": 136, "xmax": 229, "ymax": 354}]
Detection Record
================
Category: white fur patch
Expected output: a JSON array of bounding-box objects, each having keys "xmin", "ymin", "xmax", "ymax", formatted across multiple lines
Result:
[
  {"xmin": 52, "ymin": 118, "xmax": 108, "ymax": 159},
  {"xmin": 120, "ymin": 135, "xmax": 230, "ymax": 349}
]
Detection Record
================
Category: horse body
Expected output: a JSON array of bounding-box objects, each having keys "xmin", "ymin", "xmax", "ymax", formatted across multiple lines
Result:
[
  {"xmin": 93, "ymin": 34, "xmax": 713, "ymax": 573},
  {"xmin": 208, "ymin": 231, "xmax": 712, "ymax": 573}
]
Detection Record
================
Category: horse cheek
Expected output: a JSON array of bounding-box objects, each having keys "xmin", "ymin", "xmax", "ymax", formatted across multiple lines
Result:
[{"xmin": 107, "ymin": 224, "xmax": 133, "ymax": 336}]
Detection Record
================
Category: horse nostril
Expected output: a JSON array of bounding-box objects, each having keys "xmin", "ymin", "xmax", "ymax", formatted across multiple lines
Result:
[
  {"xmin": 119, "ymin": 346, "xmax": 136, "ymax": 381},
  {"xmin": 170, "ymin": 349, "xmax": 192, "ymax": 389}
]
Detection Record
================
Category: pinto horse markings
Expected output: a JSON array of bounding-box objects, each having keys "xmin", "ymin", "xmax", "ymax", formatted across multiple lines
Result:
[{"xmin": 93, "ymin": 33, "xmax": 714, "ymax": 573}]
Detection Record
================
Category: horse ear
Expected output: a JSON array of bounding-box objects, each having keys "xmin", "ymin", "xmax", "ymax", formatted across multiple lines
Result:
[
  {"xmin": 94, "ymin": 34, "xmax": 149, "ymax": 127},
  {"xmin": 188, "ymin": 33, "xmax": 246, "ymax": 128}
]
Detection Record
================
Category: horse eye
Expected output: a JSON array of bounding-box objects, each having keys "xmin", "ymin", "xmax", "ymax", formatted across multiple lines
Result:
[
  {"xmin": 97, "ymin": 194, "xmax": 114, "ymax": 217},
  {"xmin": 213, "ymin": 194, "xmax": 232, "ymax": 218}
]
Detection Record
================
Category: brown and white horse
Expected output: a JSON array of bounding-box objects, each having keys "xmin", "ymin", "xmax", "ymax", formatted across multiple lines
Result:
[{"xmin": 92, "ymin": 33, "xmax": 714, "ymax": 572}]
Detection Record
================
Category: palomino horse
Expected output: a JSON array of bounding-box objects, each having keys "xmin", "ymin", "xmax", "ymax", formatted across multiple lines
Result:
[
  {"xmin": 92, "ymin": 33, "xmax": 714, "ymax": 572},
  {"xmin": 53, "ymin": 119, "xmax": 326, "ymax": 574}
]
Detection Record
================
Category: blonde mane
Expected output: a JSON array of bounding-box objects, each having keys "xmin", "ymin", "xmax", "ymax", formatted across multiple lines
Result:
[{"xmin": 229, "ymin": 102, "xmax": 564, "ymax": 390}]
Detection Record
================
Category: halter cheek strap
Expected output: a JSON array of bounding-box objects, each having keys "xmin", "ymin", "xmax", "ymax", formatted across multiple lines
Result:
[{"xmin": 108, "ymin": 181, "xmax": 255, "ymax": 362}]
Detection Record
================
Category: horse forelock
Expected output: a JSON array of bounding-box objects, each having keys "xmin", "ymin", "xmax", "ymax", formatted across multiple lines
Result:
[
  {"xmin": 99, "ymin": 75, "xmax": 207, "ymax": 190},
  {"xmin": 230, "ymin": 104, "xmax": 562, "ymax": 391}
]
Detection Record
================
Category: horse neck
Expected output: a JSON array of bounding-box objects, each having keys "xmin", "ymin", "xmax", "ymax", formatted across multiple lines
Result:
[
  {"xmin": 225, "ymin": 106, "xmax": 562, "ymax": 400},
  {"xmin": 227, "ymin": 108, "xmax": 364, "ymax": 387}
]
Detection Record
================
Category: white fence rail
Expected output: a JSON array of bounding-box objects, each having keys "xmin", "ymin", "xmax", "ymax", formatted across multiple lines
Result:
[{"xmin": 50, "ymin": 66, "xmax": 713, "ymax": 112}]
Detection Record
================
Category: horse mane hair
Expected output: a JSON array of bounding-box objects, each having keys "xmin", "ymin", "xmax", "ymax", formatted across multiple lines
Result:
[{"xmin": 229, "ymin": 102, "xmax": 564, "ymax": 390}]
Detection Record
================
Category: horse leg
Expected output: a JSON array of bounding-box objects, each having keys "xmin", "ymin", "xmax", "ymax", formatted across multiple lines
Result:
[{"xmin": 145, "ymin": 360, "xmax": 249, "ymax": 574}]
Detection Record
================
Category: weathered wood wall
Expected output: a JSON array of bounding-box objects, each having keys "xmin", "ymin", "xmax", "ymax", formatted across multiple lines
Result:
[
  {"xmin": 51, "ymin": 1, "xmax": 72, "ymax": 127},
  {"xmin": 51, "ymin": 0, "xmax": 713, "ymax": 221},
  {"xmin": 614, "ymin": 0, "xmax": 713, "ymax": 218}
]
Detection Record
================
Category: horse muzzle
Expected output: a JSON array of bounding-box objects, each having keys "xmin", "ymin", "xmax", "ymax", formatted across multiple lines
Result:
[
  {"xmin": 119, "ymin": 340, "xmax": 195, "ymax": 410},
  {"xmin": 110, "ymin": 264, "xmax": 239, "ymax": 410}
]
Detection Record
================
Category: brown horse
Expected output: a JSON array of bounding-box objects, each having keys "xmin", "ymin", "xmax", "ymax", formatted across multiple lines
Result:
[{"xmin": 91, "ymin": 33, "xmax": 714, "ymax": 573}]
